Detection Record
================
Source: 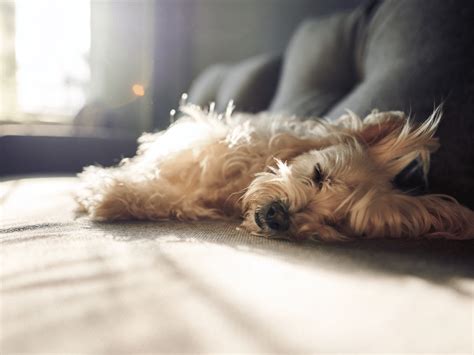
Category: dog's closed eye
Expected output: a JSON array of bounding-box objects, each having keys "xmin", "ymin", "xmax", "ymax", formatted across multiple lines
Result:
[{"xmin": 312, "ymin": 163, "xmax": 325, "ymax": 188}]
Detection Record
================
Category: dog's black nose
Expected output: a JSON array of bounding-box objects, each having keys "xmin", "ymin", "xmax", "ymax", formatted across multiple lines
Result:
[{"xmin": 257, "ymin": 201, "xmax": 290, "ymax": 232}]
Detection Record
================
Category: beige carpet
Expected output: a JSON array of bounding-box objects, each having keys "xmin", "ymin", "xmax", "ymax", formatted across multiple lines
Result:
[{"xmin": 1, "ymin": 177, "xmax": 473, "ymax": 353}]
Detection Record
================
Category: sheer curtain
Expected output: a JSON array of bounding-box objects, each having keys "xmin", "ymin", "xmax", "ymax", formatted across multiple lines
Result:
[
  {"xmin": 0, "ymin": 0, "xmax": 90, "ymax": 123},
  {"xmin": 0, "ymin": 0, "xmax": 154, "ymax": 133},
  {"xmin": 0, "ymin": 0, "xmax": 17, "ymax": 120}
]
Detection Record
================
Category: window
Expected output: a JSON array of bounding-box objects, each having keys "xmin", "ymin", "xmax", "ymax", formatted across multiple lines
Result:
[
  {"xmin": 1, "ymin": 0, "xmax": 154, "ymax": 132},
  {"xmin": 0, "ymin": 0, "xmax": 90, "ymax": 123}
]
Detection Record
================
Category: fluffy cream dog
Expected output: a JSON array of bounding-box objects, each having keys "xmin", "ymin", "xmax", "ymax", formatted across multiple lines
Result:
[{"xmin": 76, "ymin": 104, "xmax": 474, "ymax": 241}]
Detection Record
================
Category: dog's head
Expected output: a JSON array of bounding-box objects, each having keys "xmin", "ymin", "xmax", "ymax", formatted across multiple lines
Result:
[{"xmin": 241, "ymin": 109, "xmax": 472, "ymax": 241}]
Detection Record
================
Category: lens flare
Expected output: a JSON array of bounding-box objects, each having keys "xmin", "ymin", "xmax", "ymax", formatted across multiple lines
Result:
[{"xmin": 132, "ymin": 84, "xmax": 145, "ymax": 96}]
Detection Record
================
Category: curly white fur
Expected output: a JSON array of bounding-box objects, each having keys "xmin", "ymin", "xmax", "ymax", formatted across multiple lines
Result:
[{"xmin": 76, "ymin": 105, "xmax": 474, "ymax": 241}]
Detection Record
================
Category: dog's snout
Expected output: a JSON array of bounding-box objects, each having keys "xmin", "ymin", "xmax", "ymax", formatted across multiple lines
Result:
[{"xmin": 256, "ymin": 201, "xmax": 289, "ymax": 232}]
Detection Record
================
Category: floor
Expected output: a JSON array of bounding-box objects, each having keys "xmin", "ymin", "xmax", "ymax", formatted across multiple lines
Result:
[{"xmin": 1, "ymin": 177, "xmax": 473, "ymax": 353}]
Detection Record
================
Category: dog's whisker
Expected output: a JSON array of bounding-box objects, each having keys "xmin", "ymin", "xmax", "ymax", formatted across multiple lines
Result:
[
  {"xmin": 169, "ymin": 109, "xmax": 176, "ymax": 124},
  {"xmin": 225, "ymin": 100, "xmax": 235, "ymax": 118},
  {"xmin": 179, "ymin": 92, "xmax": 188, "ymax": 107}
]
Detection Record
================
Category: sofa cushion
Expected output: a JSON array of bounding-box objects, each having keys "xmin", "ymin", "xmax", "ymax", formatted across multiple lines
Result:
[
  {"xmin": 188, "ymin": 54, "xmax": 282, "ymax": 113},
  {"xmin": 1, "ymin": 176, "xmax": 473, "ymax": 353},
  {"xmin": 187, "ymin": 0, "xmax": 474, "ymax": 207},
  {"xmin": 328, "ymin": 0, "xmax": 474, "ymax": 119},
  {"xmin": 269, "ymin": 11, "xmax": 363, "ymax": 117},
  {"xmin": 215, "ymin": 54, "xmax": 282, "ymax": 113}
]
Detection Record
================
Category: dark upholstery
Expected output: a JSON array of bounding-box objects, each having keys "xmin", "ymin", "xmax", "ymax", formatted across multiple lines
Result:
[
  {"xmin": 189, "ymin": 54, "xmax": 282, "ymax": 113},
  {"xmin": 188, "ymin": 0, "xmax": 474, "ymax": 207},
  {"xmin": 270, "ymin": 10, "xmax": 364, "ymax": 117}
]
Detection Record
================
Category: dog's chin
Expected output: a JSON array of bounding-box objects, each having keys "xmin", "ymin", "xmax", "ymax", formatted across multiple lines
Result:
[
  {"xmin": 242, "ymin": 209, "xmax": 354, "ymax": 242},
  {"xmin": 240, "ymin": 214, "xmax": 307, "ymax": 242}
]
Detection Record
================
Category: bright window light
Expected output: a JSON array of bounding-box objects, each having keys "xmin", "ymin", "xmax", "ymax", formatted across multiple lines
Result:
[{"xmin": 15, "ymin": 0, "xmax": 90, "ymax": 118}]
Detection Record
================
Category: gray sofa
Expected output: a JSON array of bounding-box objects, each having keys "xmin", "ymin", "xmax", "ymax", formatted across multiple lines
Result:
[
  {"xmin": 2, "ymin": 0, "xmax": 473, "ymax": 353},
  {"xmin": 189, "ymin": 0, "xmax": 474, "ymax": 207}
]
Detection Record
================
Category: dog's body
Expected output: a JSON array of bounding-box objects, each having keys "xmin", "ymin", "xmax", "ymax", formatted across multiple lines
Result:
[{"xmin": 76, "ymin": 105, "xmax": 474, "ymax": 241}]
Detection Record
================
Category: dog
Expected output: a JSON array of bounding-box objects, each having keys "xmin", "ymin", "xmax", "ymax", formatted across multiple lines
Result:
[{"xmin": 75, "ymin": 103, "xmax": 474, "ymax": 241}]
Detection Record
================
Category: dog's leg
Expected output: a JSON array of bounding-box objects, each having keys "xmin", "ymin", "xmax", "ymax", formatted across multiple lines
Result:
[
  {"xmin": 410, "ymin": 195, "xmax": 474, "ymax": 239},
  {"xmin": 348, "ymin": 192, "xmax": 474, "ymax": 239},
  {"xmin": 75, "ymin": 164, "xmax": 172, "ymax": 221},
  {"xmin": 77, "ymin": 155, "xmax": 218, "ymax": 221},
  {"xmin": 301, "ymin": 224, "xmax": 351, "ymax": 242},
  {"xmin": 76, "ymin": 136, "xmax": 260, "ymax": 222}
]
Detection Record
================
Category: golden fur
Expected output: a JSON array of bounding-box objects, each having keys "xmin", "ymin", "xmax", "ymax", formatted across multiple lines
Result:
[{"xmin": 76, "ymin": 104, "xmax": 474, "ymax": 241}]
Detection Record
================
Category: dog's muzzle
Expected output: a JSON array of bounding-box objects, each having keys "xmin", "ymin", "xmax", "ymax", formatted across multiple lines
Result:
[{"xmin": 255, "ymin": 201, "xmax": 290, "ymax": 232}]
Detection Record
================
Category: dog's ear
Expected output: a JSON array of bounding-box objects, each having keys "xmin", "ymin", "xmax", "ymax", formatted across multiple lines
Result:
[
  {"xmin": 358, "ymin": 110, "xmax": 441, "ymax": 178},
  {"xmin": 346, "ymin": 189, "xmax": 474, "ymax": 239}
]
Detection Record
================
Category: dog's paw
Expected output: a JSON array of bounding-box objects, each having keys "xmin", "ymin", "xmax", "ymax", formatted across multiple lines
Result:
[
  {"xmin": 75, "ymin": 166, "xmax": 136, "ymax": 221},
  {"xmin": 296, "ymin": 224, "xmax": 351, "ymax": 242}
]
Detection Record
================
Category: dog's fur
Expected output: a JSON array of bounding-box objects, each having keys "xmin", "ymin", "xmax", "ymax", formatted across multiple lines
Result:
[{"xmin": 76, "ymin": 104, "xmax": 474, "ymax": 241}]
